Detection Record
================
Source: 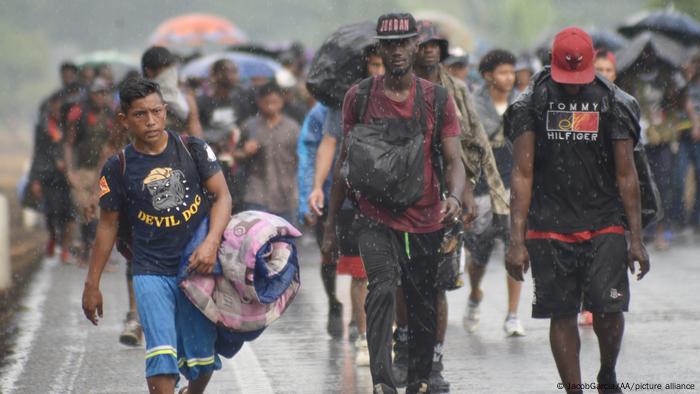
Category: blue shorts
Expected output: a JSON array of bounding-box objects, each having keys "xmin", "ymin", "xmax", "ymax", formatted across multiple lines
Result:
[{"xmin": 133, "ymin": 275, "xmax": 222, "ymax": 381}]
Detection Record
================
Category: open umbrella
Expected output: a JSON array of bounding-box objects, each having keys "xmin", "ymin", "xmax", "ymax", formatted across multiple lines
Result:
[
  {"xmin": 74, "ymin": 50, "xmax": 139, "ymax": 67},
  {"xmin": 306, "ymin": 21, "xmax": 377, "ymax": 108},
  {"xmin": 149, "ymin": 13, "xmax": 248, "ymax": 47},
  {"xmin": 180, "ymin": 51, "xmax": 291, "ymax": 84},
  {"xmin": 615, "ymin": 31, "xmax": 687, "ymax": 74},
  {"xmin": 618, "ymin": 8, "xmax": 700, "ymax": 44},
  {"xmin": 588, "ymin": 29, "xmax": 628, "ymax": 51}
]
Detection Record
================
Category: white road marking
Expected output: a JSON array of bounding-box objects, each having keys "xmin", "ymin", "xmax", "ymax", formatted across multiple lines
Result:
[
  {"xmin": 0, "ymin": 257, "xmax": 56, "ymax": 393},
  {"xmin": 227, "ymin": 343, "xmax": 274, "ymax": 394},
  {"xmin": 49, "ymin": 288, "xmax": 87, "ymax": 393}
]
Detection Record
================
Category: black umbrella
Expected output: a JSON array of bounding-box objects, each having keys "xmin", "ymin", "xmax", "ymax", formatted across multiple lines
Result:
[
  {"xmin": 588, "ymin": 29, "xmax": 628, "ymax": 51},
  {"xmin": 615, "ymin": 31, "xmax": 686, "ymax": 74},
  {"xmin": 618, "ymin": 8, "xmax": 700, "ymax": 44},
  {"xmin": 306, "ymin": 21, "xmax": 377, "ymax": 108}
]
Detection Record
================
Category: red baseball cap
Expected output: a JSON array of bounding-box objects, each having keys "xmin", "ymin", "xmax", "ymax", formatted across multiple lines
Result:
[{"xmin": 551, "ymin": 27, "xmax": 595, "ymax": 84}]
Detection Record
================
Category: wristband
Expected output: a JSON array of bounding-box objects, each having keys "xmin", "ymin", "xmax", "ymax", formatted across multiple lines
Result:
[{"xmin": 447, "ymin": 194, "xmax": 462, "ymax": 209}]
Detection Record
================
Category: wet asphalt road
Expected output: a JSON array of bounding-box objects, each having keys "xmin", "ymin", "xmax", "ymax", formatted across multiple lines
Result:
[{"xmin": 0, "ymin": 235, "xmax": 699, "ymax": 393}]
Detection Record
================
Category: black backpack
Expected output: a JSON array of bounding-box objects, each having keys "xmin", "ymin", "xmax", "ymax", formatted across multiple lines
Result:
[{"xmin": 340, "ymin": 77, "xmax": 449, "ymax": 212}]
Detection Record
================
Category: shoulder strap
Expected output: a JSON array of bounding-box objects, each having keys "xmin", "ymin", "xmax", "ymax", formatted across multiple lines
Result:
[
  {"xmin": 354, "ymin": 77, "xmax": 374, "ymax": 123},
  {"xmin": 432, "ymin": 85, "xmax": 449, "ymax": 198},
  {"xmin": 177, "ymin": 134, "xmax": 195, "ymax": 159},
  {"xmin": 118, "ymin": 149, "xmax": 126, "ymax": 176}
]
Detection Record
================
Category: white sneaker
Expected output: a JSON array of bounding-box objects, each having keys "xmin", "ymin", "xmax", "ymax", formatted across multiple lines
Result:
[
  {"xmin": 462, "ymin": 299, "xmax": 481, "ymax": 333},
  {"xmin": 355, "ymin": 335, "xmax": 370, "ymax": 367},
  {"xmin": 504, "ymin": 315, "xmax": 526, "ymax": 337}
]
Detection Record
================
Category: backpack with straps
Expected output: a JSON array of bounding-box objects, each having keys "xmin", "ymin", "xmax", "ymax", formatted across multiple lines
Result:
[
  {"xmin": 340, "ymin": 77, "xmax": 449, "ymax": 213},
  {"xmin": 114, "ymin": 134, "xmax": 199, "ymax": 260}
]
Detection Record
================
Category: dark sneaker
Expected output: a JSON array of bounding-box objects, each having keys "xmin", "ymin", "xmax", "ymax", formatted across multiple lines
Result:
[
  {"xmin": 327, "ymin": 302, "xmax": 343, "ymax": 339},
  {"xmin": 406, "ymin": 379, "xmax": 431, "ymax": 394},
  {"xmin": 392, "ymin": 332, "xmax": 408, "ymax": 387},
  {"xmin": 373, "ymin": 383, "xmax": 398, "ymax": 394},
  {"xmin": 429, "ymin": 361, "xmax": 450, "ymax": 393},
  {"xmin": 119, "ymin": 311, "xmax": 143, "ymax": 347}
]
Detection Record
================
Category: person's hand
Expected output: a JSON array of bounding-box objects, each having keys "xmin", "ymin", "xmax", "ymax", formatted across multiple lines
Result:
[
  {"xmin": 55, "ymin": 159, "xmax": 67, "ymax": 173},
  {"xmin": 320, "ymin": 222, "xmax": 338, "ymax": 264},
  {"xmin": 82, "ymin": 283, "xmax": 103, "ymax": 326},
  {"xmin": 461, "ymin": 195, "xmax": 477, "ymax": 226},
  {"xmin": 243, "ymin": 140, "xmax": 259, "ymax": 156},
  {"xmin": 308, "ymin": 188, "xmax": 325, "ymax": 217},
  {"xmin": 441, "ymin": 196, "xmax": 461, "ymax": 225},
  {"xmin": 187, "ymin": 238, "xmax": 219, "ymax": 274},
  {"xmin": 303, "ymin": 212, "xmax": 317, "ymax": 226},
  {"xmin": 691, "ymin": 126, "xmax": 700, "ymax": 143},
  {"xmin": 30, "ymin": 181, "xmax": 42, "ymax": 200},
  {"xmin": 628, "ymin": 240, "xmax": 650, "ymax": 280},
  {"xmin": 505, "ymin": 241, "xmax": 530, "ymax": 282}
]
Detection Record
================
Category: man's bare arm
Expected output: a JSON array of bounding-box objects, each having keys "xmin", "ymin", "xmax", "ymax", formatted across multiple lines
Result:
[
  {"xmin": 505, "ymin": 131, "xmax": 535, "ymax": 281},
  {"xmin": 82, "ymin": 208, "xmax": 119, "ymax": 325},
  {"xmin": 613, "ymin": 139, "xmax": 650, "ymax": 280},
  {"xmin": 441, "ymin": 135, "xmax": 466, "ymax": 223},
  {"xmin": 309, "ymin": 134, "xmax": 338, "ymax": 215},
  {"xmin": 187, "ymin": 171, "xmax": 232, "ymax": 274}
]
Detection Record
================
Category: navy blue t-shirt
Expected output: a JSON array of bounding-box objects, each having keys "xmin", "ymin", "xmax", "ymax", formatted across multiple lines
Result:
[{"xmin": 99, "ymin": 131, "xmax": 221, "ymax": 275}]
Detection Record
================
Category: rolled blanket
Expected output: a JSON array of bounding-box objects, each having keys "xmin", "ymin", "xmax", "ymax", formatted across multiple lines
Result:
[{"xmin": 179, "ymin": 211, "xmax": 302, "ymax": 334}]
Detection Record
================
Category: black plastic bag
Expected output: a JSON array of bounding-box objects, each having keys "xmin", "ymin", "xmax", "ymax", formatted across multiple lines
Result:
[{"xmin": 306, "ymin": 21, "xmax": 376, "ymax": 108}]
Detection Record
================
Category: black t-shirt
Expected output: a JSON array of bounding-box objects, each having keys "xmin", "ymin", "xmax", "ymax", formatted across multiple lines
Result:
[
  {"xmin": 99, "ymin": 131, "xmax": 221, "ymax": 275},
  {"xmin": 505, "ymin": 71, "xmax": 640, "ymax": 233},
  {"xmin": 197, "ymin": 87, "xmax": 256, "ymax": 144}
]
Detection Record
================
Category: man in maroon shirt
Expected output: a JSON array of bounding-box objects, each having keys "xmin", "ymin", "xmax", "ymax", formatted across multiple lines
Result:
[{"xmin": 323, "ymin": 13, "xmax": 465, "ymax": 394}]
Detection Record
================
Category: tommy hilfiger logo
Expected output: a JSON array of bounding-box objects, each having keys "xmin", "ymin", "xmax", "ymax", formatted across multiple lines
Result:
[
  {"xmin": 379, "ymin": 18, "xmax": 411, "ymax": 33},
  {"xmin": 546, "ymin": 102, "xmax": 600, "ymax": 142}
]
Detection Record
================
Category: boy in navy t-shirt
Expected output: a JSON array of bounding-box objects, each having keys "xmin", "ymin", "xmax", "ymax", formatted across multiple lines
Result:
[{"xmin": 82, "ymin": 78, "xmax": 232, "ymax": 394}]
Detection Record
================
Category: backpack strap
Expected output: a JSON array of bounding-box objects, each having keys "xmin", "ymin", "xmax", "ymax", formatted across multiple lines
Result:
[
  {"xmin": 354, "ymin": 77, "xmax": 374, "ymax": 123},
  {"xmin": 117, "ymin": 149, "xmax": 126, "ymax": 175},
  {"xmin": 431, "ymin": 85, "xmax": 449, "ymax": 199},
  {"xmin": 177, "ymin": 134, "xmax": 195, "ymax": 159}
]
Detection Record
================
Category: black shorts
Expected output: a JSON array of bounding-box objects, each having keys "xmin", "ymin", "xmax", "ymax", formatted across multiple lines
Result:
[
  {"xmin": 463, "ymin": 224, "xmax": 508, "ymax": 267},
  {"xmin": 527, "ymin": 233, "xmax": 630, "ymax": 319},
  {"xmin": 42, "ymin": 180, "xmax": 76, "ymax": 224}
]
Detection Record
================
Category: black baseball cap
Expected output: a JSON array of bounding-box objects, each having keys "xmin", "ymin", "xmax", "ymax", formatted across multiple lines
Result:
[
  {"xmin": 416, "ymin": 20, "xmax": 449, "ymax": 61},
  {"xmin": 141, "ymin": 46, "xmax": 175, "ymax": 73},
  {"xmin": 375, "ymin": 12, "xmax": 418, "ymax": 40}
]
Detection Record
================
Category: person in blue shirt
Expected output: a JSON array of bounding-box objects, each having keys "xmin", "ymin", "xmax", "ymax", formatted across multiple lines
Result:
[
  {"xmin": 297, "ymin": 102, "xmax": 330, "ymax": 225},
  {"xmin": 82, "ymin": 78, "xmax": 232, "ymax": 394}
]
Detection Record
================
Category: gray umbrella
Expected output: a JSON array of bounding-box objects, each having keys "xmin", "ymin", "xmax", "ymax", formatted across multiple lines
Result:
[
  {"xmin": 615, "ymin": 31, "xmax": 687, "ymax": 73},
  {"xmin": 618, "ymin": 8, "xmax": 700, "ymax": 44}
]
